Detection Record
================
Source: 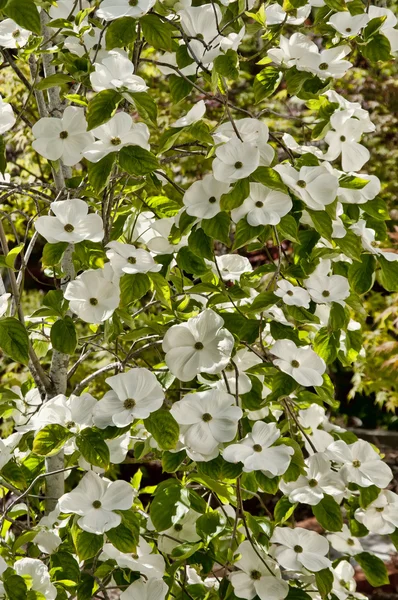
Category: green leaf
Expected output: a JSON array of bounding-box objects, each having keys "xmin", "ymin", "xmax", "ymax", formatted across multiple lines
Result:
[
  {"xmin": 0, "ymin": 318, "xmax": 29, "ymax": 364},
  {"xmin": 337, "ymin": 230, "xmax": 362, "ymax": 261},
  {"xmin": 274, "ymin": 496, "xmax": 296, "ymax": 523},
  {"xmin": 86, "ymin": 90, "xmax": 121, "ymax": 130},
  {"xmin": 150, "ymin": 480, "xmax": 189, "ymax": 531},
  {"xmin": 106, "ymin": 511, "xmax": 140, "ymax": 552},
  {"xmin": 145, "ymin": 409, "xmax": 179, "ymax": 450},
  {"xmin": 307, "ymin": 210, "xmax": 333, "ymax": 240},
  {"xmin": 278, "ymin": 214, "xmax": 300, "ymax": 243},
  {"xmin": 120, "ymin": 273, "xmax": 151, "ymax": 305},
  {"xmin": 378, "ymin": 255, "xmax": 398, "ymax": 291},
  {"xmin": 248, "ymin": 291, "xmax": 278, "ymax": 313},
  {"xmin": 313, "ymin": 327, "xmax": 340, "ymax": 363},
  {"xmin": 42, "ymin": 242, "xmax": 69, "ymax": 267},
  {"xmin": 328, "ymin": 302, "xmax": 348, "ymax": 331},
  {"xmin": 201, "ymin": 212, "xmax": 230, "ymax": 245},
  {"xmin": 5, "ymin": 244, "xmax": 24, "ymax": 269},
  {"xmin": 87, "ymin": 153, "xmax": 116, "ymax": 194},
  {"xmin": 119, "ymin": 145, "xmax": 159, "ymax": 175},
  {"xmin": 214, "ymin": 49, "xmax": 239, "ymax": 80},
  {"xmin": 251, "ymin": 166, "xmax": 288, "ymax": 192},
  {"xmin": 50, "ymin": 316, "xmax": 77, "ymax": 354},
  {"xmin": 131, "ymin": 92, "xmax": 157, "ymax": 125},
  {"xmin": 33, "ymin": 424, "xmax": 73, "ymax": 456},
  {"xmin": 312, "ymin": 495, "xmax": 343, "ymax": 532},
  {"xmin": 169, "ymin": 75, "xmax": 193, "ymax": 102},
  {"xmin": 286, "ymin": 589, "xmax": 312, "ymax": 600},
  {"xmin": 0, "ymin": 135, "xmax": 6, "ymax": 174},
  {"xmin": 233, "ymin": 219, "xmax": 263, "ymax": 250},
  {"xmin": 105, "ymin": 16, "xmax": 137, "ymax": 49},
  {"xmin": 362, "ymin": 197, "xmax": 389, "ymax": 221},
  {"xmin": 348, "ymin": 254, "xmax": 375, "ymax": 294},
  {"xmin": 177, "ymin": 246, "xmax": 208, "ymax": 275},
  {"xmin": 220, "ymin": 178, "xmax": 249, "ymax": 211},
  {"xmin": 73, "ymin": 528, "xmax": 104, "ymax": 560},
  {"xmin": 149, "ymin": 271, "xmax": 172, "ymax": 308},
  {"xmin": 196, "ymin": 511, "xmax": 226, "ymax": 541},
  {"xmin": 1, "ymin": 460, "xmax": 26, "ymax": 489},
  {"xmin": 140, "ymin": 14, "xmax": 174, "ymax": 51},
  {"xmin": 315, "ymin": 568, "xmax": 333, "ymax": 597},
  {"xmin": 339, "ymin": 175, "xmax": 370, "ymax": 189},
  {"xmin": 188, "ymin": 228, "xmax": 213, "ymax": 261},
  {"xmin": 285, "ymin": 66, "xmax": 312, "ymax": 96},
  {"xmin": 76, "ymin": 429, "xmax": 110, "ymax": 468},
  {"xmin": 3, "ymin": 575, "xmax": 27, "ymax": 600},
  {"xmin": 4, "ymin": 0, "xmax": 40, "ymax": 33},
  {"xmin": 359, "ymin": 485, "xmax": 380, "ymax": 509},
  {"xmin": 36, "ymin": 74, "xmax": 74, "ymax": 90},
  {"xmin": 355, "ymin": 552, "xmax": 389, "ymax": 587},
  {"xmin": 363, "ymin": 16, "xmax": 387, "ymax": 40},
  {"xmin": 256, "ymin": 472, "xmax": 280, "ymax": 494},
  {"xmin": 50, "ymin": 551, "xmax": 80, "ymax": 584},
  {"xmin": 253, "ymin": 66, "xmax": 281, "ymax": 103},
  {"xmin": 162, "ymin": 450, "xmax": 186, "ymax": 473},
  {"xmin": 362, "ymin": 34, "xmax": 391, "ymax": 62}
]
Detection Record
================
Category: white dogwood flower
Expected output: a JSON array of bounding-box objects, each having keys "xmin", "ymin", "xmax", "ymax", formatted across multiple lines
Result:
[
  {"xmin": 275, "ymin": 280, "xmax": 311, "ymax": 308},
  {"xmin": 268, "ymin": 33, "xmax": 318, "ymax": 68},
  {"xmin": 298, "ymin": 404, "xmax": 335, "ymax": 452},
  {"xmin": 298, "ymin": 45, "xmax": 352, "ymax": 80},
  {"xmin": 106, "ymin": 242, "xmax": 161, "ymax": 277},
  {"xmin": 83, "ymin": 112, "xmax": 150, "ymax": 162},
  {"xmin": 327, "ymin": 439, "xmax": 393, "ymax": 488},
  {"xmin": 266, "ymin": 3, "xmax": 310, "ymax": 26},
  {"xmin": 213, "ymin": 139, "xmax": 260, "ymax": 183},
  {"xmin": 355, "ymin": 490, "xmax": 398, "ymax": 535},
  {"xmin": 327, "ymin": 524, "xmax": 363, "ymax": 556},
  {"xmin": 64, "ymin": 268, "xmax": 120, "ymax": 323},
  {"xmin": 0, "ymin": 292, "xmax": 10, "ymax": 317},
  {"xmin": 304, "ymin": 273, "xmax": 350, "ymax": 306},
  {"xmin": 213, "ymin": 118, "xmax": 274, "ymax": 166},
  {"xmin": 120, "ymin": 578, "xmax": 168, "ymax": 600},
  {"xmin": 35, "ymin": 199, "xmax": 104, "ymax": 244},
  {"xmin": 101, "ymin": 536, "xmax": 165, "ymax": 579},
  {"xmin": 328, "ymin": 13, "xmax": 369, "ymax": 37},
  {"xmin": 158, "ymin": 510, "xmax": 202, "ymax": 553},
  {"xmin": 271, "ymin": 527, "xmax": 331, "ymax": 572},
  {"xmin": 0, "ymin": 95, "xmax": 15, "ymax": 134},
  {"xmin": 324, "ymin": 112, "xmax": 370, "ymax": 172},
  {"xmin": 280, "ymin": 454, "xmax": 345, "ymax": 505},
  {"xmin": 272, "ymin": 339, "xmax": 326, "ymax": 387},
  {"xmin": 338, "ymin": 173, "xmax": 380, "ymax": 204},
  {"xmin": 172, "ymin": 100, "xmax": 206, "ymax": 128},
  {"xmin": 223, "ymin": 422, "xmax": 294, "ymax": 475},
  {"xmin": 97, "ymin": 0, "xmax": 156, "ymax": 20},
  {"xmin": 90, "ymin": 50, "xmax": 148, "ymax": 94},
  {"xmin": 171, "ymin": 389, "xmax": 242, "ymax": 455},
  {"xmin": 14, "ymin": 559, "xmax": 57, "ymax": 600},
  {"xmin": 332, "ymin": 561, "xmax": 363, "ymax": 600},
  {"xmin": 231, "ymin": 182, "xmax": 292, "ymax": 226},
  {"xmin": 214, "ymin": 254, "xmax": 252, "ymax": 282},
  {"xmin": 368, "ymin": 6, "xmax": 398, "ymax": 52},
  {"xmin": 94, "ymin": 368, "xmax": 164, "ymax": 428},
  {"xmin": 183, "ymin": 174, "xmax": 229, "ymax": 219},
  {"xmin": 32, "ymin": 107, "xmax": 94, "ymax": 167},
  {"xmin": 58, "ymin": 471, "xmax": 134, "ymax": 534},
  {"xmin": 162, "ymin": 309, "xmax": 234, "ymax": 381},
  {"xmin": 274, "ymin": 164, "xmax": 339, "ymax": 211},
  {"xmin": 230, "ymin": 541, "xmax": 289, "ymax": 600},
  {"xmin": 0, "ymin": 19, "xmax": 30, "ymax": 48}
]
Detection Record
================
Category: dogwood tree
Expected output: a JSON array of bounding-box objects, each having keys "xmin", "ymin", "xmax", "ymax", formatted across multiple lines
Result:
[{"xmin": 0, "ymin": 0, "xmax": 397, "ymax": 599}]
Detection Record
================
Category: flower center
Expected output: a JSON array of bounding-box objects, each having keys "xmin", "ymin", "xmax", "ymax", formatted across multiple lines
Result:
[
  {"xmin": 196, "ymin": 33, "xmax": 204, "ymax": 40},
  {"xmin": 286, "ymin": 290, "xmax": 294, "ymax": 296},
  {"xmin": 347, "ymin": 538, "xmax": 355, "ymax": 546},
  {"xmin": 111, "ymin": 136, "xmax": 121, "ymax": 146},
  {"xmin": 124, "ymin": 398, "xmax": 136, "ymax": 409},
  {"xmin": 234, "ymin": 161, "xmax": 243, "ymax": 169},
  {"xmin": 376, "ymin": 506, "xmax": 385, "ymax": 512},
  {"xmin": 208, "ymin": 196, "xmax": 217, "ymax": 204},
  {"xmin": 308, "ymin": 478, "xmax": 318, "ymax": 488},
  {"xmin": 297, "ymin": 179, "xmax": 306, "ymax": 188},
  {"xmin": 202, "ymin": 412, "xmax": 213, "ymax": 422},
  {"xmin": 128, "ymin": 256, "xmax": 137, "ymax": 264},
  {"xmin": 346, "ymin": 27, "xmax": 352, "ymax": 32},
  {"xmin": 250, "ymin": 570, "xmax": 262, "ymax": 581},
  {"xmin": 66, "ymin": 421, "xmax": 75, "ymax": 429},
  {"xmin": 255, "ymin": 201, "xmax": 264, "ymax": 208},
  {"xmin": 194, "ymin": 342, "xmax": 204, "ymax": 350},
  {"xmin": 89, "ymin": 297, "xmax": 99, "ymax": 306},
  {"xmin": 352, "ymin": 459, "xmax": 361, "ymax": 468},
  {"xmin": 64, "ymin": 223, "xmax": 75, "ymax": 232},
  {"xmin": 174, "ymin": 523, "xmax": 183, "ymax": 531},
  {"xmin": 322, "ymin": 290, "xmax": 330, "ymax": 297},
  {"xmin": 92, "ymin": 500, "xmax": 102, "ymax": 509},
  {"xmin": 291, "ymin": 359, "xmax": 300, "ymax": 368},
  {"xmin": 319, "ymin": 62, "xmax": 329, "ymax": 70},
  {"xmin": 12, "ymin": 29, "xmax": 20, "ymax": 38},
  {"xmin": 129, "ymin": 0, "xmax": 139, "ymax": 5},
  {"xmin": 59, "ymin": 130, "xmax": 68, "ymax": 139},
  {"xmin": 294, "ymin": 545, "xmax": 303, "ymax": 553},
  {"xmin": 253, "ymin": 444, "xmax": 262, "ymax": 452},
  {"xmin": 340, "ymin": 135, "xmax": 346, "ymax": 142}
]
